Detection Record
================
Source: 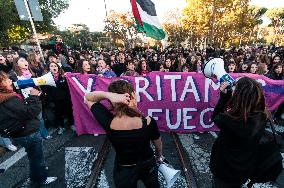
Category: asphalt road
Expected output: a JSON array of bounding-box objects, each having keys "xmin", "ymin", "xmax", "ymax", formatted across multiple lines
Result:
[{"xmin": 1, "ymin": 122, "xmax": 284, "ymax": 188}]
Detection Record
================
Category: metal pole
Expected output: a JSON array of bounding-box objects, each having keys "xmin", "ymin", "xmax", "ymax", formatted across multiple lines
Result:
[
  {"xmin": 23, "ymin": 0, "xmax": 45, "ymax": 63},
  {"xmin": 209, "ymin": 0, "xmax": 216, "ymax": 45},
  {"xmin": 103, "ymin": 0, "xmax": 108, "ymax": 18}
]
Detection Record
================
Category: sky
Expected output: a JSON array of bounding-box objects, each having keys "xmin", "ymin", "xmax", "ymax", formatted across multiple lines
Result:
[{"xmin": 53, "ymin": 0, "xmax": 284, "ymax": 32}]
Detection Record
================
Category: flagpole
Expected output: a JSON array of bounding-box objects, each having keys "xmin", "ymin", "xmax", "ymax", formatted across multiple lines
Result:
[
  {"xmin": 103, "ymin": 0, "xmax": 108, "ymax": 18},
  {"xmin": 23, "ymin": 0, "xmax": 45, "ymax": 63}
]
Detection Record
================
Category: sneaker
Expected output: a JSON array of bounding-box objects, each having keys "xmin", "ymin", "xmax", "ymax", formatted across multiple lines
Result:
[
  {"xmin": 58, "ymin": 127, "xmax": 65, "ymax": 135},
  {"xmin": 43, "ymin": 135, "xmax": 52, "ymax": 140},
  {"xmin": 71, "ymin": 125, "xmax": 76, "ymax": 131},
  {"xmin": 193, "ymin": 134, "xmax": 200, "ymax": 139},
  {"xmin": 29, "ymin": 177, "xmax": 57, "ymax": 185},
  {"xmin": 6, "ymin": 144, "xmax": 17, "ymax": 151},
  {"xmin": 42, "ymin": 177, "xmax": 57, "ymax": 185}
]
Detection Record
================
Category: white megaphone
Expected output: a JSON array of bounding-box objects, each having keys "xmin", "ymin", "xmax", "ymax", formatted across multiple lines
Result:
[
  {"xmin": 158, "ymin": 162, "xmax": 181, "ymax": 188},
  {"xmin": 13, "ymin": 72, "xmax": 56, "ymax": 90},
  {"xmin": 202, "ymin": 58, "xmax": 235, "ymax": 88}
]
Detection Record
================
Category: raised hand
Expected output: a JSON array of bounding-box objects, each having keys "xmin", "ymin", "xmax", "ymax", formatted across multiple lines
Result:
[
  {"xmin": 109, "ymin": 93, "xmax": 131, "ymax": 105},
  {"xmin": 219, "ymin": 82, "xmax": 230, "ymax": 94}
]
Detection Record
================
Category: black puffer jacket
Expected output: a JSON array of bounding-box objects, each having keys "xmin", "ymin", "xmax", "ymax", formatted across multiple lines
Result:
[
  {"xmin": 0, "ymin": 93, "xmax": 42, "ymax": 138},
  {"xmin": 210, "ymin": 92, "xmax": 266, "ymax": 183},
  {"xmin": 0, "ymin": 63, "xmax": 13, "ymax": 73},
  {"xmin": 41, "ymin": 74, "xmax": 71, "ymax": 102}
]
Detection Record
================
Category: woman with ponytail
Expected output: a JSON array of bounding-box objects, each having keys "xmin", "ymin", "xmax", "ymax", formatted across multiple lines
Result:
[{"xmin": 85, "ymin": 80, "xmax": 163, "ymax": 188}]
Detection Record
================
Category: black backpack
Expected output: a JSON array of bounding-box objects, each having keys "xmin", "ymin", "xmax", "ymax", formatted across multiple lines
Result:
[{"xmin": 248, "ymin": 120, "xmax": 283, "ymax": 187}]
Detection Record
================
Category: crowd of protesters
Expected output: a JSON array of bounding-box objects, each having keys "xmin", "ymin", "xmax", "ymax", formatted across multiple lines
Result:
[
  {"xmin": 0, "ymin": 35, "xmax": 284, "ymax": 186},
  {"xmin": 0, "ymin": 36, "xmax": 284, "ymax": 153}
]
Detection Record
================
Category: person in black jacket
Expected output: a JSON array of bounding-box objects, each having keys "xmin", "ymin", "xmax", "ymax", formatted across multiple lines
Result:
[
  {"xmin": 0, "ymin": 54, "xmax": 13, "ymax": 73},
  {"xmin": 112, "ymin": 52, "xmax": 126, "ymax": 76},
  {"xmin": 85, "ymin": 80, "xmax": 163, "ymax": 188},
  {"xmin": 0, "ymin": 71, "xmax": 57, "ymax": 185},
  {"xmin": 269, "ymin": 63, "xmax": 284, "ymax": 122},
  {"xmin": 210, "ymin": 77, "xmax": 270, "ymax": 187},
  {"xmin": 41, "ymin": 62, "xmax": 74, "ymax": 134}
]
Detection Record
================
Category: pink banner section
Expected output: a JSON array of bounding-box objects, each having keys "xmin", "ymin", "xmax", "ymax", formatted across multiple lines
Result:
[{"xmin": 66, "ymin": 72, "xmax": 284, "ymax": 135}]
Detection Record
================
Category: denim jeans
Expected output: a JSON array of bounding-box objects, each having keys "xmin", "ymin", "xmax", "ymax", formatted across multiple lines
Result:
[
  {"xmin": 13, "ymin": 131, "xmax": 47, "ymax": 183},
  {"xmin": 0, "ymin": 137, "xmax": 12, "ymax": 147},
  {"xmin": 38, "ymin": 112, "xmax": 49, "ymax": 138}
]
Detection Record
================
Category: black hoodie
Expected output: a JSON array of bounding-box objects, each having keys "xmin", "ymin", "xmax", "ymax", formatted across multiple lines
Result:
[
  {"xmin": 0, "ymin": 93, "xmax": 42, "ymax": 138},
  {"xmin": 0, "ymin": 62, "xmax": 13, "ymax": 73},
  {"xmin": 210, "ymin": 92, "xmax": 266, "ymax": 183}
]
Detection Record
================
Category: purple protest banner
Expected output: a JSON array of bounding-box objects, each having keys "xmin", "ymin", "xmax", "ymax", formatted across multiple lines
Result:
[{"xmin": 66, "ymin": 72, "xmax": 284, "ymax": 135}]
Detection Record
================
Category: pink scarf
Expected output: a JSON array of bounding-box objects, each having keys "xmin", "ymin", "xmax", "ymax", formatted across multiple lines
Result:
[
  {"xmin": 14, "ymin": 92, "xmax": 24, "ymax": 101},
  {"xmin": 21, "ymin": 69, "xmax": 32, "ymax": 79},
  {"xmin": 53, "ymin": 73, "xmax": 59, "ymax": 82}
]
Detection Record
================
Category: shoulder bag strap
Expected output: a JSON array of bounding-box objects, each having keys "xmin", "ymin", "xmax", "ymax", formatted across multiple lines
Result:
[{"xmin": 268, "ymin": 119, "xmax": 278, "ymax": 146}]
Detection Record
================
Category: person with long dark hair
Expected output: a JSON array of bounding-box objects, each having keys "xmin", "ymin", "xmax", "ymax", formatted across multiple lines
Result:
[
  {"xmin": 0, "ymin": 53, "xmax": 13, "ymax": 73},
  {"xmin": 0, "ymin": 71, "xmax": 57, "ymax": 185},
  {"xmin": 41, "ymin": 62, "xmax": 74, "ymax": 134},
  {"xmin": 75, "ymin": 59, "xmax": 94, "ymax": 74},
  {"xmin": 10, "ymin": 57, "xmax": 51, "ymax": 139},
  {"xmin": 67, "ymin": 55, "xmax": 77, "ymax": 71},
  {"xmin": 269, "ymin": 63, "xmax": 284, "ymax": 122},
  {"xmin": 121, "ymin": 60, "xmax": 139, "ymax": 76},
  {"xmin": 248, "ymin": 62, "xmax": 258, "ymax": 74},
  {"xmin": 137, "ymin": 60, "xmax": 151, "ymax": 76},
  {"xmin": 28, "ymin": 52, "xmax": 44, "ymax": 77},
  {"xmin": 269, "ymin": 63, "xmax": 284, "ymax": 80},
  {"xmin": 238, "ymin": 61, "xmax": 249, "ymax": 73},
  {"xmin": 85, "ymin": 80, "xmax": 163, "ymax": 188},
  {"xmin": 210, "ymin": 77, "xmax": 277, "ymax": 187}
]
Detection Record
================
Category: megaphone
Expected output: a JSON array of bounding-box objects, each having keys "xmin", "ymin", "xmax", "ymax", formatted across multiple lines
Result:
[
  {"xmin": 13, "ymin": 72, "xmax": 56, "ymax": 90},
  {"xmin": 202, "ymin": 58, "xmax": 235, "ymax": 87},
  {"xmin": 158, "ymin": 162, "xmax": 181, "ymax": 188}
]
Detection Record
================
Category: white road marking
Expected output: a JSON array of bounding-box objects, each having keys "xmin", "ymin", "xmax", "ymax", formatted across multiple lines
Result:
[
  {"xmin": 0, "ymin": 128, "xmax": 57, "ymax": 171},
  {"xmin": 0, "ymin": 148, "xmax": 26, "ymax": 170},
  {"xmin": 97, "ymin": 169, "xmax": 110, "ymax": 188}
]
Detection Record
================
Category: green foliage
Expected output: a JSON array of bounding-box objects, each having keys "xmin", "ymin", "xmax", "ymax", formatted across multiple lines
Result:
[
  {"xmin": 162, "ymin": 9, "xmax": 188, "ymax": 47},
  {"xmin": 265, "ymin": 8, "xmax": 284, "ymax": 21},
  {"xmin": 57, "ymin": 25, "xmax": 106, "ymax": 50},
  {"xmin": 0, "ymin": 0, "xmax": 70, "ymax": 47},
  {"xmin": 265, "ymin": 8, "xmax": 284, "ymax": 45},
  {"xmin": 179, "ymin": 0, "xmax": 269, "ymax": 47},
  {"xmin": 104, "ymin": 11, "xmax": 140, "ymax": 49}
]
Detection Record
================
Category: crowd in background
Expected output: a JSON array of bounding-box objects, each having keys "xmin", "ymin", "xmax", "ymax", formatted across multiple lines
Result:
[{"xmin": 0, "ymin": 36, "xmax": 284, "ymax": 152}]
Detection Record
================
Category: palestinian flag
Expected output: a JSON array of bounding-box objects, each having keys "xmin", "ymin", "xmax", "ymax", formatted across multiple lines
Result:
[{"xmin": 131, "ymin": 0, "xmax": 166, "ymax": 40}]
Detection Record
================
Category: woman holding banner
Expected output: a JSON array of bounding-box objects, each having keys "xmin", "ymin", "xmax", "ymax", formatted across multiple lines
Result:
[
  {"xmin": 210, "ymin": 77, "xmax": 283, "ymax": 187},
  {"xmin": 85, "ymin": 80, "xmax": 163, "ymax": 188}
]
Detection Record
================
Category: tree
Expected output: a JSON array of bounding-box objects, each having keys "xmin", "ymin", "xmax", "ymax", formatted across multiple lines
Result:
[
  {"xmin": 265, "ymin": 8, "xmax": 284, "ymax": 45},
  {"xmin": 162, "ymin": 9, "xmax": 189, "ymax": 47},
  {"xmin": 181, "ymin": 0, "xmax": 264, "ymax": 47},
  {"xmin": 7, "ymin": 25, "xmax": 29, "ymax": 46},
  {"xmin": 58, "ymin": 24, "xmax": 107, "ymax": 50},
  {"xmin": 0, "ymin": 0, "xmax": 70, "ymax": 47},
  {"xmin": 104, "ymin": 10, "xmax": 140, "ymax": 49},
  {"xmin": 247, "ymin": 6, "xmax": 267, "ymax": 42}
]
